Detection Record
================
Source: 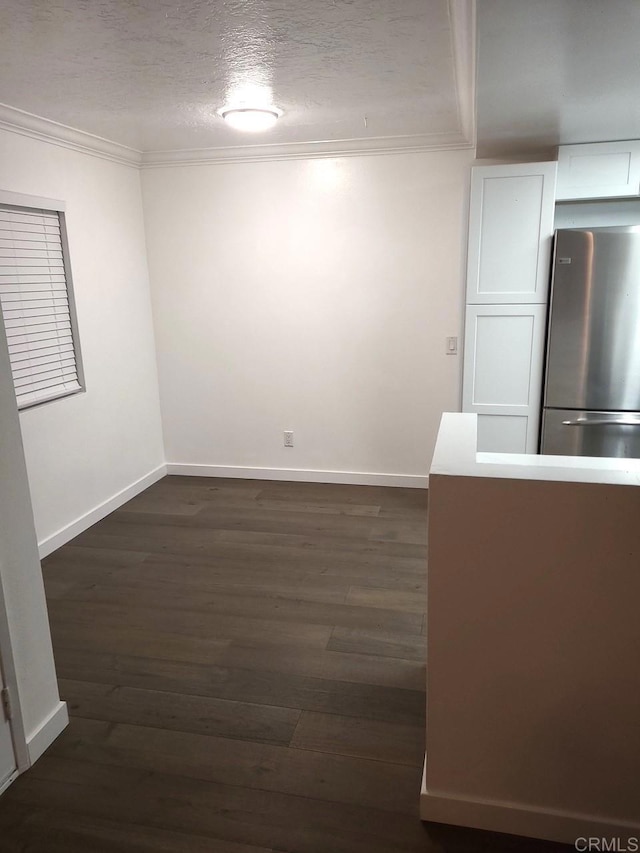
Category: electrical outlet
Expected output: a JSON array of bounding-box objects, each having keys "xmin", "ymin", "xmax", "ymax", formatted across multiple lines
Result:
[{"xmin": 284, "ymin": 430, "xmax": 294, "ymax": 447}]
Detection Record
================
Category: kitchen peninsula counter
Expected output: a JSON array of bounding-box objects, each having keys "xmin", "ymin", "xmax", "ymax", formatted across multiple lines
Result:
[{"xmin": 422, "ymin": 413, "xmax": 640, "ymax": 845}]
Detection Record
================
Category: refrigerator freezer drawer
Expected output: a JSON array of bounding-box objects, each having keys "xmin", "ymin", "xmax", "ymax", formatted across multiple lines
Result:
[{"xmin": 541, "ymin": 409, "xmax": 640, "ymax": 458}]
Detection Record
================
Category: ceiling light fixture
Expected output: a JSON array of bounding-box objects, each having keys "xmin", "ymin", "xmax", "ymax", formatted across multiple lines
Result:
[{"xmin": 219, "ymin": 106, "xmax": 282, "ymax": 132}]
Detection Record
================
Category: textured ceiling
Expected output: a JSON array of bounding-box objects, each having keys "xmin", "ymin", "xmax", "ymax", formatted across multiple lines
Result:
[
  {"xmin": 476, "ymin": 0, "xmax": 640, "ymax": 158},
  {"xmin": 0, "ymin": 0, "xmax": 469, "ymax": 153}
]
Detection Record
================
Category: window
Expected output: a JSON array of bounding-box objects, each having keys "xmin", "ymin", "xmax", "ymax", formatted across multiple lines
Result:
[{"xmin": 0, "ymin": 197, "xmax": 83, "ymax": 409}]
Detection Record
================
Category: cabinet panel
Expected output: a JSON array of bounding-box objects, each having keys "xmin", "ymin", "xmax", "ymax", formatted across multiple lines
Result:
[
  {"xmin": 472, "ymin": 314, "xmax": 535, "ymax": 406},
  {"xmin": 477, "ymin": 176, "xmax": 543, "ymax": 298},
  {"xmin": 477, "ymin": 414, "xmax": 528, "ymax": 453},
  {"xmin": 466, "ymin": 163, "xmax": 557, "ymax": 304},
  {"xmin": 557, "ymin": 141, "xmax": 640, "ymax": 201},
  {"xmin": 463, "ymin": 304, "xmax": 547, "ymax": 453}
]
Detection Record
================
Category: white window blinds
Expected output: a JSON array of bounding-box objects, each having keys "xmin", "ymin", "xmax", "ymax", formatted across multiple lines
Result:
[{"xmin": 0, "ymin": 204, "xmax": 83, "ymax": 409}]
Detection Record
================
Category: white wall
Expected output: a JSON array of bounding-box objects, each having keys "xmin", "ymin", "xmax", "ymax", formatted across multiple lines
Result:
[
  {"xmin": 142, "ymin": 149, "xmax": 473, "ymax": 483},
  {"xmin": 0, "ymin": 129, "xmax": 165, "ymax": 551}
]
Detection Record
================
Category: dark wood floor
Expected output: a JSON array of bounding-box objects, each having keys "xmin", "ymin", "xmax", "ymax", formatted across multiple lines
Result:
[{"xmin": 0, "ymin": 476, "xmax": 569, "ymax": 852}]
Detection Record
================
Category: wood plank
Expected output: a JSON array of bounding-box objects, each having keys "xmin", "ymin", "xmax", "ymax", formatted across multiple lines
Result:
[
  {"xmin": 327, "ymin": 627, "xmax": 426, "ymax": 662},
  {"xmin": 118, "ymin": 495, "xmax": 207, "ymax": 516},
  {"xmin": 49, "ymin": 617, "xmax": 231, "ymax": 666},
  {"xmin": 212, "ymin": 527, "xmax": 426, "ymax": 559},
  {"xmin": 217, "ymin": 642, "xmax": 425, "ymax": 690},
  {"xmin": 40, "ymin": 576, "xmax": 76, "ymax": 598},
  {"xmin": 136, "ymin": 552, "xmax": 427, "ymax": 589},
  {"xmin": 49, "ymin": 717, "xmax": 422, "ymax": 816},
  {"xmin": 48, "ymin": 598, "xmax": 334, "ymax": 649},
  {"xmin": 68, "ymin": 529, "xmax": 427, "ymax": 573},
  {"xmin": 254, "ymin": 482, "xmax": 427, "ymax": 510},
  {"xmin": 54, "ymin": 648, "xmax": 217, "ymax": 696},
  {"xmin": 72, "ymin": 523, "xmax": 426, "ymax": 561},
  {"xmin": 45, "ymin": 581, "xmax": 422, "ymax": 634},
  {"xmin": 8, "ymin": 756, "xmax": 433, "ymax": 853},
  {"xmin": 290, "ymin": 710, "xmax": 424, "ymax": 767},
  {"xmin": 112, "ymin": 505, "xmax": 379, "ymax": 539},
  {"xmin": 44, "ymin": 558, "xmax": 352, "ymax": 605},
  {"xmin": 367, "ymin": 520, "xmax": 428, "ymax": 545},
  {"xmin": 52, "ymin": 647, "xmax": 426, "ymax": 726},
  {"xmin": 346, "ymin": 586, "xmax": 426, "ymax": 614},
  {"xmin": 150, "ymin": 476, "xmax": 264, "ymax": 497},
  {"xmin": 0, "ymin": 803, "xmax": 271, "ymax": 853},
  {"xmin": 255, "ymin": 498, "xmax": 381, "ymax": 517},
  {"xmin": 44, "ymin": 554, "xmax": 425, "ymax": 602},
  {"xmin": 58, "ymin": 679, "xmax": 300, "ymax": 746},
  {"xmin": 377, "ymin": 502, "xmax": 429, "ymax": 519},
  {"xmin": 42, "ymin": 544, "xmax": 149, "ymax": 568}
]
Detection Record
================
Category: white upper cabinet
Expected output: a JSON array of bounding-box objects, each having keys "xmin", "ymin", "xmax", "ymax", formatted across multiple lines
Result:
[
  {"xmin": 466, "ymin": 162, "xmax": 557, "ymax": 305},
  {"xmin": 556, "ymin": 141, "xmax": 640, "ymax": 201}
]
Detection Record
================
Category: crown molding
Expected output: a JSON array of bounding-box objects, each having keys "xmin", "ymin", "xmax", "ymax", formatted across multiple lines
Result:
[
  {"xmin": 0, "ymin": 103, "xmax": 142, "ymax": 168},
  {"xmin": 449, "ymin": 0, "xmax": 477, "ymax": 148},
  {"xmin": 140, "ymin": 131, "xmax": 473, "ymax": 168},
  {"xmin": 0, "ymin": 104, "xmax": 473, "ymax": 169}
]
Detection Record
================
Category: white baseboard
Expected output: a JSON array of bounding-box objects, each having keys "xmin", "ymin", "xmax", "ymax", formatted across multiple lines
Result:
[
  {"xmin": 166, "ymin": 463, "xmax": 428, "ymax": 489},
  {"xmin": 26, "ymin": 700, "xmax": 69, "ymax": 765},
  {"xmin": 420, "ymin": 757, "xmax": 640, "ymax": 844},
  {"xmin": 38, "ymin": 464, "xmax": 167, "ymax": 558}
]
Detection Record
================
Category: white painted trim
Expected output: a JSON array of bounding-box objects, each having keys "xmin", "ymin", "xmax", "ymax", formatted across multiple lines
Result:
[
  {"xmin": 38, "ymin": 464, "xmax": 167, "ymax": 559},
  {"xmin": 141, "ymin": 133, "xmax": 473, "ymax": 168},
  {"xmin": 0, "ymin": 103, "xmax": 475, "ymax": 170},
  {"xmin": 0, "ymin": 559, "xmax": 29, "ymax": 774},
  {"xmin": 448, "ymin": 0, "xmax": 476, "ymax": 147},
  {"xmin": 0, "ymin": 102, "xmax": 142, "ymax": 168},
  {"xmin": 0, "ymin": 770, "xmax": 18, "ymax": 797},
  {"xmin": 0, "ymin": 189, "xmax": 66, "ymax": 212},
  {"xmin": 420, "ymin": 758, "xmax": 640, "ymax": 844},
  {"xmin": 167, "ymin": 463, "xmax": 427, "ymax": 489},
  {"xmin": 26, "ymin": 701, "xmax": 68, "ymax": 765}
]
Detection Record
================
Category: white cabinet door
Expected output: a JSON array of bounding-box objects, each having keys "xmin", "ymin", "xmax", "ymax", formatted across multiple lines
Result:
[
  {"xmin": 466, "ymin": 163, "xmax": 557, "ymax": 305},
  {"xmin": 557, "ymin": 141, "xmax": 640, "ymax": 201},
  {"xmin": 462, "ymin": 304, "xmax": 547, "ymax": 453}
]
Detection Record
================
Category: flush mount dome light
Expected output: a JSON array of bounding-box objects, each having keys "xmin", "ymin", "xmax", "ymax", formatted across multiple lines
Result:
[{"xmin": 219, "ymin": 106, "xmax": 282, "ymax": 132}]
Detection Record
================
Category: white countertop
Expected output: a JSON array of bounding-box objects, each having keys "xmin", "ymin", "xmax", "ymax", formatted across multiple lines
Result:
[{"xmin": 430, "ymin": 413, "xmax": 640, "ymax": 487}]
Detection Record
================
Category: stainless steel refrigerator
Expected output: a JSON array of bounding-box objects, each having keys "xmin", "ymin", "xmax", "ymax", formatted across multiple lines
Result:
[{"xmin": 541, "ymin": 226, "xmax": 640, "ymax": 458}]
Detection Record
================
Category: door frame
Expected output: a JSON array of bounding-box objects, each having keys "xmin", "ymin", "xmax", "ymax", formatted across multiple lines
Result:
[
  {"xmin": 0, "ymin": 215, "xmax": 64, "ymax": 791},
  {"xmin": 0, "ymin": 540, "xmax": 31, "ymax": 794},
  {"xmin": 0, "ymin": 570, "xmax": 29, "ymax": 793}
]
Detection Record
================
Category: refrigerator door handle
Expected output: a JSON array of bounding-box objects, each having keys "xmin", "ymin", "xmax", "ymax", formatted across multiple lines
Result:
[{"xmin": 562, "ymin": 417, "xmax": 640, "ymax": 427}]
